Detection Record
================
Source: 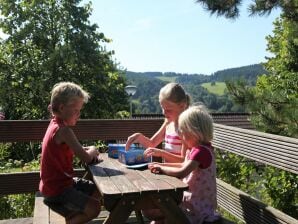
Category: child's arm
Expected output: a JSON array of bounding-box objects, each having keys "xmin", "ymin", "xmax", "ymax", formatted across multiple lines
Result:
[
  {"xmin": 150, "ymin": 160, "xmax": 198, "ymax": 179},
  {"xmin": 144, "ymin": 147, "xmax": 187, "ymax": 163},
  {"xmin": 55, "ymin": 126, "xmax": 98, "ymax": 164},
  {"xmin": 148, "ymin": 162, "xmax": 182, "ymax": 169},
  {"xmin": 125, "ymin": 120, "xmax": 168, "ymax": 150}
]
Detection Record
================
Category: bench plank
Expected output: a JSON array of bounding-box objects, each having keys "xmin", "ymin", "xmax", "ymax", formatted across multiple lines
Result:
[
  {"xmin": 217, "ymin": 179, "xmax": 298, "ymax": 224},
  {"xmin": 49, "ymin": 209, "xmax": 65, "ymax": 224},
  {"xmin": 0, "ymin": 170, "xmax": 86, "ymax": 195},
  {"xmin": 33, "ymin": 192, "xmax": 49, "ymax": 224},
  {"xmin": 0, "ymin": 119, "xmax": 162, "ymax": 142},
  {"xmin": 213, "ymin": 124, "xmax": 298, "ymax": 174}
]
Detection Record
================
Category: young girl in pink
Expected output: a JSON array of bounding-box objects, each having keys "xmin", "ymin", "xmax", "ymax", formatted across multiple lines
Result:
[
  {"xmin": 39, "ymin": 82, "xmax": 101, "ymax": 224},
  {"xmin": 149, "ymin": 105, "xmax": 220, "ymax": 224},
  {"xmin": 126, "ymin": 82, "xmax": 191, "ymax": 163}
]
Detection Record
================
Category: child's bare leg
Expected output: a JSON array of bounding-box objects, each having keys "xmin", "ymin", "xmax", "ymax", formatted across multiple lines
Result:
[{"xmin": 66, "ymin": 190, "xmax": 101, "ymax": 224}]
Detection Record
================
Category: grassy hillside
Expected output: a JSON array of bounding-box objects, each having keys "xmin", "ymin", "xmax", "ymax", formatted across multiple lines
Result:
[
  {"xmin": 201, "ymin": 82, "xmax": 226, "ymax": 96},
  {"xmin": 156, "ymin": 76, "xmax": 177, "ymax": 82}
]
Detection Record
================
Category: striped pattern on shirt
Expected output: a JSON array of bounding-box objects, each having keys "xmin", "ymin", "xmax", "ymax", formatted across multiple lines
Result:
[{"xmin": 164, "ymin": 132, "xmax": 182, "ymax": 155}]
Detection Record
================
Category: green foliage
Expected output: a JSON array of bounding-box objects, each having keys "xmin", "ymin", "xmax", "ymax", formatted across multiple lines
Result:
[
  {"xmin": 0, "ymin": 194, "xmax": 34, "ymax": 219},
  {"xmin": 115, "ymin": 110, "xmax": 130, "ymax": 119},
  {"xmin": 196, "ymin": 0, "xmax": 298, "ymax": 20},
  {"xmin": 0, "ymin": 142, "xmax": 41, "ymax": 173},
  {"xmin": 263, "ymin": 168, "xmax": 298, "ymax": 217},
  {"xmin": 0, "ymin": 0, "xmax": 128, "ymax": 119},
  {"xmin": 216, "ymin": 150, "xmax": 258, "ymax": 191},
  {"xmin": 0, "ymin": 143, "xmax": 11, "ymax": 160},
  {"xmin": 226, "ymin": 15, "xmax": 298, "ymax": 138},
  {"xmin": 216, "ymin": 150, "xmax": 298, "ymax": 218}
]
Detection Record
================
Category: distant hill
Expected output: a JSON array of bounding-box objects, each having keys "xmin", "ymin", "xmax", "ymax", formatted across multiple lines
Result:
[
  {"xmin": 126, "ymin": 64, "xmax": 267, "ymax": 85},
  {"xmin": 125, "ymin": 64, "xmax": 268, "ymax": 114},
  {"xmin": 210, "ymin": 64, "xmax": 268, "ymax": 85}
]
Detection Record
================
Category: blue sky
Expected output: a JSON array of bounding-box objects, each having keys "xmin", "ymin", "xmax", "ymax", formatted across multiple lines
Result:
[
  {"xmin": 0, "ymin": 1, "xmax": 281, "ymax": 75},
  {"xmin": 84, "ymin": 0, "xmax": 281, "ymax": 75}
]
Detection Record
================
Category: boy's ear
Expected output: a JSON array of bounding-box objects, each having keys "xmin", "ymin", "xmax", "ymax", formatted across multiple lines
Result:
[{"xmin": 58, "ymin": 103, "xmax": 64, "ymax": 112}]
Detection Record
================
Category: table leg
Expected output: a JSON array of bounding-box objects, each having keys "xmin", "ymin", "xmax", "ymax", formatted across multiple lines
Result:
[
  {"xmin": 151, "ymin": 194, "xmax": 190, "ymax": 224},
  {"xmin": 103, "ymin": 197, "xmax": 135, "ymax": 224},
  {"xmin": 135, "ymin": 210, "xmax": 145, "ymax": 224}
]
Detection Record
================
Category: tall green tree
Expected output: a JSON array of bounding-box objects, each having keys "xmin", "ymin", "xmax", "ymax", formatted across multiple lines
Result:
[
  {"xmin": 196, "ymin": 0, "xmax": 298, "ymax": 20},
  {"xmin": 226, "ymin": 15, "xmax": 298, "ymax": 137},
  {"xmin": 196, "ymin": 0, "xmax": 298, "ymax": 137},
  {"xmin": 0, "ymin": 0, "xmax": 128, "ymax": 119}
]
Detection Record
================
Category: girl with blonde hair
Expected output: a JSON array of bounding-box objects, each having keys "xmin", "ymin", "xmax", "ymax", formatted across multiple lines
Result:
[{"xmin": 149, "ymin": 105, "xmax": 220, "ymax": 224}]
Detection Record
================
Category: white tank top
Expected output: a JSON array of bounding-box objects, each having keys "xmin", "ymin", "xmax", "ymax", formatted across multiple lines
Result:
[{"xmin": 164, "ymin": 128, "xmax": 182, "ymax": 155}]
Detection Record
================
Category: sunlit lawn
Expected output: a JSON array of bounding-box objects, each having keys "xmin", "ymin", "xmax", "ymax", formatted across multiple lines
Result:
[
  {"xmin": 201, "ymin": 82, "xmax": 226, "ymax": 96},
  {"xmin": 156, "ymin": 76, "xmax": 177, "ymax": 82}
]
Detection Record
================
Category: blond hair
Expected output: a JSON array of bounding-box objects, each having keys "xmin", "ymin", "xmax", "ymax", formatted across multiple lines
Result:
[
  {"xmin": 159, "ymin": 83, "xmax": 190, "ymax": 107},
  {"xmin": 178, "ymin": 105, "xmax": 213, "ymax": 144},
  {"xmin": 50, "ymin": 82, "xmax": 90, "ymax": 113}
]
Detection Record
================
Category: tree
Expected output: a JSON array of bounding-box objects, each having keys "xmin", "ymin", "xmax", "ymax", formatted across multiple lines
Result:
[
  {"xmin": 226, "ymin": 15, "xmax": 298, "ymax": 137},
  {"xmin": 196, "ymin": 0, "xmax": 298, "ymax": 137},
  {"xmin": 0, "ymin": 0, "xmax": 128, "ymax": 119},
  {"xmin": 196, "ymin": 0, "xmax": 298, "ymax": 20}
]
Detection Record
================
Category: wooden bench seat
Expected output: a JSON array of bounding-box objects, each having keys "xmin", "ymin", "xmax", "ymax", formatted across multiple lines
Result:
[
  {"xmin": 32, "ymin": 192, "xmax": 151, "ymax": 224},
  {"xmin": 33, "ymin": 192, "xmax": 65, "ymax": 224},
  {"xmin": 213, "ymin": 124, "xmax": 298, "ymax": 174},
  {"xmin": 216, "ymin": 179, "xmax": 297, "ymax": 224},
  {"xmin": 213, "ymin": 124, "xmax": 298, "ymax": 224}
]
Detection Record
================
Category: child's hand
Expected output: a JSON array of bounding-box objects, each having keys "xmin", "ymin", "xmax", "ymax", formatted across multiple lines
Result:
[
  {"xmin": 89, "ymin": 155, "xmax": 103, "ymax": 165},
  {"xmin": 86, "ymin": 146, "xmax": 101, "ymax": 164},
  {"xmin": 125, "ymin": 133, "xmax": 141, "ymax": 151},
  {"xmin": 148, "ymin": 162, "xmax": 161, "ymax": 168},
  {"xmin": 144, "ymin": 147, "xmax": 162, "ymax": 158},
  {"xmin": 183, "ymin": 150, "xmax": 191, "ymax": 164},
  {"xmin": 149, "ymin": 163, "xmax": 162, "ymax": 174}
]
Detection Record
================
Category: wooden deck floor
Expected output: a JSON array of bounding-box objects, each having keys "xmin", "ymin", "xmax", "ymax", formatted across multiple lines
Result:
[
  {"xmin": 0, "ymin": 218, "xmax": 32, "ymax": 224},
  {"xmin": 0, "ymin": 210, "xmax": 150, "ymax": 224},
  {"xmin": 0, "ymin": 210, "xmax": 235, "ymax": 224}
]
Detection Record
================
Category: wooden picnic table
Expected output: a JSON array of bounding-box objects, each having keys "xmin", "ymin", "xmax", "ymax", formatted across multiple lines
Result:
[{"xmin": 88, "ymin": 153, "xmax": 190, "ymax": 224}]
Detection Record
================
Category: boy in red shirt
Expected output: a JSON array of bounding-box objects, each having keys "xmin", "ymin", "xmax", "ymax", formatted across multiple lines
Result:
[{"xmin": 39, "ymin": 82, "xmax": 101, "ymax": 224}]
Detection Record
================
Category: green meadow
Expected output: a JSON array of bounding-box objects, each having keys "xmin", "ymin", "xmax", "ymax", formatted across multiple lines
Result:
[
  {"xmin": 156, "ymin": 76, "xmax": 177, "ymax": 82},
  {"xmin": 201, "ymin": 82, "xmax": 226, "ymax": 95}
]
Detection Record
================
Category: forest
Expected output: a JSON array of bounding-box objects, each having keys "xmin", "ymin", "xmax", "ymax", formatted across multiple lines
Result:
[{"xmin": 126, "ymin": 64, "xmax": 267, "ymax": 114}]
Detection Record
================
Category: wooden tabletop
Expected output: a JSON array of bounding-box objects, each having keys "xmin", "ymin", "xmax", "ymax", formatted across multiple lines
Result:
[{"xmin": 88, "ymin": 153, "xmax": 190, "ymax": 224}]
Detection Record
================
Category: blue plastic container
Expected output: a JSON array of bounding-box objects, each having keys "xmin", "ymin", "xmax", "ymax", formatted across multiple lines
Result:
[
  {"xmin": 108, "ymin": 144, "xmax": 125, "ymax": 158},
  {"xmin": 118, "ymin": 147, "xmax": 149, "ymax": 165}
]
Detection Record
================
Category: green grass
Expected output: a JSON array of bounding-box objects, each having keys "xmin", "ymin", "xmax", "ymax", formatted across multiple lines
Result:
[
  {"xmin": 201, "ymin": 82, "xmax": 226, "ymax": 96},
  {"xmin": 156, "ymin": 76, "xmax": 177, "ymax": 82}
]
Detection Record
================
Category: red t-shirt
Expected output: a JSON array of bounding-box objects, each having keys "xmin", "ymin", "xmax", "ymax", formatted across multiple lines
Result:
[
  {"xmin": 188, "ymin": 143, "xmax": 212, "ymax": 169},
  {"xmin": 39, "ymin": 117, "xmax": 74, "ymax": 197}
]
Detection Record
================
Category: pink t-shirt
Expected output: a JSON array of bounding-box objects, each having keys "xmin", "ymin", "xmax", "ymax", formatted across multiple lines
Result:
[
  {"xmin": 39, "ymin": 117, "xmax": 74, "ymax": 197},
  {"xmin": 188, "ymin": 145, "xmax": 212, "ymax": 169},
  {"xmin": 181, "ymin": 143, "xmax": 220, "ymax": 224}
]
